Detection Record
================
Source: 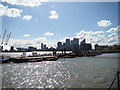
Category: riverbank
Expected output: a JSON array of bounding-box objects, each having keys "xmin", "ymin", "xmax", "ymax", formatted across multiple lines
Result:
[
  {"xmin": 1, "ymin": 53, "xmax": 78, "ymax": 63},
  {"xmin": 0, "ymin": 51, "xmax": 119, "ymax": 63}
]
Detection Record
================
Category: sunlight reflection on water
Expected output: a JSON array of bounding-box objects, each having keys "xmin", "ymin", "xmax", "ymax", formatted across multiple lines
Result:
[{"xmin": 2, "ymin": 53, "xmax": 118, "ymax": 88}]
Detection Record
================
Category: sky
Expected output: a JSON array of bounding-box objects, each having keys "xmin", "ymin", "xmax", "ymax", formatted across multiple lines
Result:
[{"xmin": 0, "ymin": 0, "xmax": 119, "ymax": 49}]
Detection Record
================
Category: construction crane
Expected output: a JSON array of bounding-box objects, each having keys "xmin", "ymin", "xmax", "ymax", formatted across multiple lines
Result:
[
  {"xmin": 5, "ymin": 32, "xmax": 11, "ymax": 45},
  {"xmin": 1, "ymin": 30, "xmax": 6, "ymax": 45},
  {"xmin": 4, "ymin": 33, "xmax": 9, "ymax": 45}
]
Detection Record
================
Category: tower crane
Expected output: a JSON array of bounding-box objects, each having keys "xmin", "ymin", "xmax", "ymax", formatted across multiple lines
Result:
[
  {"xmin": 1, "ymin": 30, "xmax": 6, "ymax": 45},
  {"xmin": 5, "ymin": 32, "xmax": 11, "ymax": 45}
]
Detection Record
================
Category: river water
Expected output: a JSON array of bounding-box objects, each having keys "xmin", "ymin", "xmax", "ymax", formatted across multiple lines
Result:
[{"xmin": 1, "ymin": 53, "xmax": 119, "ymax": 88}]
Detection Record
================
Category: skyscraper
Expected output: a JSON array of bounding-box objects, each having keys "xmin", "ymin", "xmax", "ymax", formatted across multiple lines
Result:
[
  {"xmin": 80, "ymin": 39, "xmax": 92, "ymax": 51},
  {"xmin": 63, "ymin": 43, "xmax": 66, "ymax": 49},
  {"xmin": 66, "ymin": 39, "xmax": 70, "ymax": 46},
  {"xmin": 66, "ymin": 39, "xmax": 71, "ymax": 50},
  {"xmin": 57, "ymin": 42, "xmax": 63, "ymax": 50},
  {"xmin": 81, "ymin": 39, "xmax": 85, "ymax": 44},
  {"xmin": 41, "ymin": 43, "xmax": 44, "ymax": 50},
  {"xmin": 71, "ymin": 38, "xmax": 79, "ymax": 55},
  {"xmin": 73, "ymin": 38, "xmax": 79, "ymax": 45},
  {"xmin": 44, "ymin": 44, "xmax": 46, "ymax": 49}
]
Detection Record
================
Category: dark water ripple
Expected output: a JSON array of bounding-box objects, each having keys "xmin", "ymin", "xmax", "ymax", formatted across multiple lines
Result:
[{"xmin": 2, "ymin": 54, "xmax": 118, "ymax": 88}]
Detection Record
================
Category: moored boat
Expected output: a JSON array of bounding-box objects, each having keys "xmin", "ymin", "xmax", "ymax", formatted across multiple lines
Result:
[{"xmin": 0, "ymin": 56, "xmax": 10, "ymax": 63}]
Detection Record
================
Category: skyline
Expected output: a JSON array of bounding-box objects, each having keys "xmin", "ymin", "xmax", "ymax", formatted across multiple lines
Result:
[{"xmin": 0, "ymin": 1, "xmax": 119, "ymax": 49}]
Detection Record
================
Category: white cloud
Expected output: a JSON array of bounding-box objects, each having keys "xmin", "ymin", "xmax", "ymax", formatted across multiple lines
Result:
[
  {"xmin": 108, "ymin": 33, "xmax": 117, "ymax": 38},
  {"xmin": 107, "ymin": 32, "xmax": 118, "ymax": 45},
  {"xmin": 75, "ymin": 30, "xmax": 104, "ymax": 39},
  {"xmin": 0, "ymin": 4, "xmax": 7, "ymax": 16},
  {"xmin": 86, "ymin": 35, "xmax": 105, "ymax": 43},
  {"xmin": 107, "ymin": 25, "xmax": 120, "ymax": 33},
  {"xmin": 0, "ymin": 4, "xmax": 22, "ymax": 17},
  {"xmin": 4, "ymin": 29, "xmax": 119, "ymax": 50},
  {"xmin": 93, "ymin": 31, "xmax": 104, "ymax": 34},
  {"xmin": 6, "ymin": 8, "xmax": 22, "ymax": 17},
  {"xmin": 49, "ymin": 10, "xmax": 59, "ymax": 19},
  {"xmin": 44, "ymin": 32, "xmax": 54, "ymax": 36},
  {"xmin": 8, "ymin": 39, "xmax": 33, "ymax": 48},
  {"xmin": 97, "ymin": 20, "xmax": 112, "ymax": 27},
  {"xmin": 1, "ymin": 0, "xmax": 48, "ymax": 7},
  {"xmin": 8, "ymin": 38, "xmax": 43, "ymax": 48},
  {"xmin": 3, "ymin": 26, "xmax": 119, "ymax": 49},
  {"xmin": 8, "ymin": 37, "xmax": 57, "ymax": 49},
  {"xmin": 108, "ymin": 37, "xmax": 118, "ymax": 44},
  {"xmin": 23, "ymin": 34, "xmax": 30, "ymax": 37},
  {"xmin": 23, "ymin": 15, "xmax": 32, "ymax": 20},
  {"xmin": 33, "ymin": 37, "xmax": 57, "ymax": 48},
  {"xmin": 95, "ymin": 35, "xmax": 105, "ymax": 43},
  {"xmin": 74, "ymin": 30, "xmax": 106, "ymax": 46},
  {"xmin": 33, "ymin": 37, "xmax": 46, "ymax": 42},
  {"xmin": 74, "ymin": 29, "xmax": 119, "ymax": 46}
]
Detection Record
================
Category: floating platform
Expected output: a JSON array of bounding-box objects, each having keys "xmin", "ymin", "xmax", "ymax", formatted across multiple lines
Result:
[
  {"xmin": 0, "ymin": 52, "xmax": 100, "ymax": 63},
  {"xmin": 8, "ymin": 56, "xmax": 58, "ymax": 63}
]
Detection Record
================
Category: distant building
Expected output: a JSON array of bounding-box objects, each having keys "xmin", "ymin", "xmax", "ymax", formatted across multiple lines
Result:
[
  {"xmin": 66, "ymin": 39, "xmax": 70, "ymax": 46},
  {"xmin": 81, "ymin": 39, "xmax": 85, "ymax": 44},
  {"xmin": 71, "ymin": 40, "xmax": 73, "ymax": 46},
  {"xmin": 112, "ymin": 45, "xmax": 120, "ymax": 50},
  {"xmin": 28, "ymin": 46, "xmax": 37, "ymax": 51},
  {"xmin": 10, "ymin": 46, "xmax": 14, "ymax": 51},
  {"xmin": 71, "ymin": 38, "xmax": 79, "ymax": 55},
  {"xmin": 95, "ymin": 44, "xmax": 109, "ymax": 51},
  {"xmin": 0, "ymin": 46, "xmax": 3, "ymax": 51},
  {"xmin": 80, "ymin": 39, "xmax": 92, "ymax": 51},
  {"xmin": 95, "ymin": 44, "xmax": 99, "ymax": 51},
  {"xmin": 44, "ymin": 44, "xmax": 46, "ymax": 49},
  {"xmin": 41, "ymin": 43, "xmax": 44, "ymax": 50},
  {"xmin": 16, "ymin": 47, "xmax": 22, "ymax": 51},
  {"xmin": 65, "ymin": 39, "xmax": 71, "ymax": 50},
  {"xmin": 63, "ymin": 43, "xmax": 66, "ymax": 49},
  {"xmin": 73, "ymin": 38, "xmax": 79, "ymax": 45},
  {"xmin": 49, "ymin": 47, "xmax": 56, "ymax": 50},
  {"xmin": 43, "ymin": 44, "xmax": 48, "ymax": 50},
  {"xmin": 57, "ymin": 42, "xmax": 63, "ymax": 50},
  {"xmin": 57, "ymin": 39, "xmax": 72, "ymax": 50},
  {"xmin": 86, "ymin": 44, "xmax": 92, "ymax": 51},
  {"xmin": 41, "ymin": 43, "xmax": 48, "ymax": 50},
  {"xmin": 16, "ymin": 47, "xmax": 28, "ymax": 51}
]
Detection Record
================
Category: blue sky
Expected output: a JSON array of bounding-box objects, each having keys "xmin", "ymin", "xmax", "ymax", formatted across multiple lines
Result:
[{"xmin": 0, "ymin": 1, "xmax": 119, "ymax": 48}]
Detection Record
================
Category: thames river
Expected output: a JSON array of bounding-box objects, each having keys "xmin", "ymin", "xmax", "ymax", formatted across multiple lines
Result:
[{"xmin": 1, "ymin": 53, "xmax": 119, "ymax": 88}]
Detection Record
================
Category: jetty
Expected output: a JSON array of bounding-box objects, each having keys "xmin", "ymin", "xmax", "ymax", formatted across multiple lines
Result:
[
  {"xmin": 6, "ymin": 55, "xmax": 58, "ymax": 63},
  {"xmin": 1, "ymin": 52, "xmax": 79, "ymax": 63},
  {"xmin": 0, "ymin": 50, "xmax": 107, "ymax": 63}
]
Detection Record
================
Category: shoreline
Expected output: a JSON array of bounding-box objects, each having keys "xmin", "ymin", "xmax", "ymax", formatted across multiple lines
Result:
[{"xmin": 0, "ymin": 52, "xmax": 119, "ymax": 63}]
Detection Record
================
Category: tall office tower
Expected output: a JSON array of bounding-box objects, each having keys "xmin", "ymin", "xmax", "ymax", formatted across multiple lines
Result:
[
  {"xmin": 66, "ymin": 39, "xmax": 70, "ymax": 46},
  {"xmin": 63, "ymin": 43, "xmax": 66, "ymax": 49},
  {"xmin": 71, "ymin": 38, "xmax": 79, "ymax": 55},
  {"xmin": 81, "ymin": 39, "xmax": 85, "ymax": 44},
  {"xmin": 66, "ymin": 39, "xmax": 71, "ymax": 50},
  {"xmin": 57, "ymin": 42, "xmax": 63, "ymax": 50},
  {"xmin": 44, "ymin": 44, "xmax": 46, "ymax": 49},
  {"xmin": 41, "ymin": 43, "xmax": 44, "ymax": 50},
  {"xmin": 80, "ymin": 39, "xmax": 92, "ymax": 51},
  {"xmin": 73, "ymin": 38, "xmax": 79, "ymax": 45}
]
